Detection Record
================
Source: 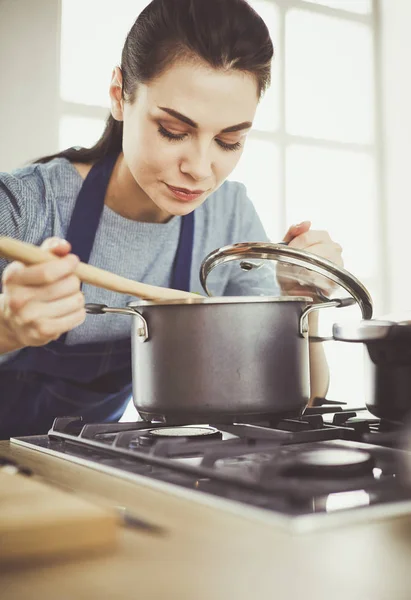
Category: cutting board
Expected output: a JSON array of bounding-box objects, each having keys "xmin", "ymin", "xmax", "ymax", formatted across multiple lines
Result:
[{"xmin": 0, "ymin": 468, "xmax": 118, "ymax": 564}]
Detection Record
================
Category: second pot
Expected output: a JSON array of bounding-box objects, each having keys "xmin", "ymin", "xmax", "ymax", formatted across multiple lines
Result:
[{"xmin": 333, "ymin": 316, "xmax": 411, "ymax": 423}]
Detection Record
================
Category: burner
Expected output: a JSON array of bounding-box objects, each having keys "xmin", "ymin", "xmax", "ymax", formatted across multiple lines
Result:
[
  {"xmin": 134, "ymin": 426, "xmax": 223, "ymax": 447},
  {"xmin": 148, "ymin": 426, "xmax": 222, "ymax": 439},
  {"xmin": 281, "ymin": 448, "xmax": 375, "ymax": 478}
]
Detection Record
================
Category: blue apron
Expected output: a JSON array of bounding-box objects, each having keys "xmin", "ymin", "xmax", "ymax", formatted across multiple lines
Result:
[{"xmin": 0, "ymin": 154, "xmax": 194, "ymax": 438}]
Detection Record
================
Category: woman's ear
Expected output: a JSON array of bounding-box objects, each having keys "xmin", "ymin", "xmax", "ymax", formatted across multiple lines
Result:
[{"xmin": 109, "ymin": 66, "xmax": 124, "ymax": 121}]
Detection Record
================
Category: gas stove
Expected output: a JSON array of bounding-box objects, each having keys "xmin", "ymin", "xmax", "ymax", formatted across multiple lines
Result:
[{"xmin": 10, "ymin": 399, "xmax": 411, "ymax": 532}]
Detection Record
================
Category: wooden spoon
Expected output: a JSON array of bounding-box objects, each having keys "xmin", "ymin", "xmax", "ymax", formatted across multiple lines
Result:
[{"xmin": 0, "ymin": 236, "xmax": 201, "ymax": 302}]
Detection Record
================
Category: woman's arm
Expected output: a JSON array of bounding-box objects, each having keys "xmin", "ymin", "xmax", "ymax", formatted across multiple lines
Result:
[
  {"xmin": 0, "ymin": 170, "xmax": 86, "ymax": 357},
  {"xmin": 281, "ymin": 222, "xmax": 343, "ymax": 404},
  {"xmin": 308, "ymin": 312, "xmax": 329, "ymax": 403}
]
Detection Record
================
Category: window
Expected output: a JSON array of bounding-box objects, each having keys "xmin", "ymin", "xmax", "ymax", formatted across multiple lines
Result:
[{"xmin": 59, "ymin": 0, "xmax": 380, "ymax": 408}]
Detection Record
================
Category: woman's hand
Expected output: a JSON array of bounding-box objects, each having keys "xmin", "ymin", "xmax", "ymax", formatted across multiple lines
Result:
[
  {"xmin": 283, "ymin": 221, "xmax": 343, "ymax": 266},
  {"xmin": 1, "ymin": 237, "xmax": 86, "ymax": 347},
  {"xmin": 278, "ymin": 221, "xmax": 344, "ymax": 297}
]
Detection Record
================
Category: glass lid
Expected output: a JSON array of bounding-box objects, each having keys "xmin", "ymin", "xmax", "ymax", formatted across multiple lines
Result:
[{"xmin": 200, "ymin": 242, "xmax": 373, "ymax": 319}]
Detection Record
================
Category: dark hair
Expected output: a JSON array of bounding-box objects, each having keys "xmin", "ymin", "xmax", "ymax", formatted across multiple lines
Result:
[{"xmin": 36, "ymin": 0, "xmax": 273, "ymax": 165}]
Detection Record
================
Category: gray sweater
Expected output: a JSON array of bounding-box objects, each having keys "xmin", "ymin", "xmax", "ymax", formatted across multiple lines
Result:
[{"xmin": 0, "ymin": 158, "xmax": 278, "ymax": 361}]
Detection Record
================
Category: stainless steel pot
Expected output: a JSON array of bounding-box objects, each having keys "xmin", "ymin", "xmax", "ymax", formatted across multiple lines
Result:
[
  {"xmin": 333, "ymin": 315, "xmax": 411, "ymax": 423},
  {"xmin": 86, "ymin": 242, "xmax": 373, "ymax": 424}
]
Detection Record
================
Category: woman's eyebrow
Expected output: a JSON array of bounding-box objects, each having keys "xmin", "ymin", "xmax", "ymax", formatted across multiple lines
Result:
[{"xmin": 158, "ymin": 106, "xmax": 252, "ymax": 133}]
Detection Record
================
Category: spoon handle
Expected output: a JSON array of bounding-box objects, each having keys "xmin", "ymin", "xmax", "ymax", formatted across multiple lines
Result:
[{"xmin": 0, "ymin": 236, "xmax": 199, "ymax": 301}]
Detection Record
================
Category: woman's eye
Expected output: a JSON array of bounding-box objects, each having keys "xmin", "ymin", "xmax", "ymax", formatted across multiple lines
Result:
[
  {"xmin": 216, "ymin": 139, "xmax": 243, "ymax": 152},
  {"xmin": 158, "ymin": 124, "xmax": 242, "ymax": 152},
  {"xmin": 158, "ymin": 124, "xmax": 187, "ymax": 141}
]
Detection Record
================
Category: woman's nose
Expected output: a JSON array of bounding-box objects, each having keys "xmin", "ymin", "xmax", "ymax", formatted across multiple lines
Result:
[{"xmin": 180, "ymin": 146, "xmax": 213, "ymax": 182}]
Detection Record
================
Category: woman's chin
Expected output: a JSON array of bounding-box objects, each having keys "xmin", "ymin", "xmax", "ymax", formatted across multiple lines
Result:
[{"xmin": 159, "ymin": 197, "xmax": 205, "ymax": 217}]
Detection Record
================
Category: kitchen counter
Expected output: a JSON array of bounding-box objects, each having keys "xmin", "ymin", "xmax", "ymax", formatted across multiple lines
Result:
[{"xmin": 1, "ymin": 439, "xmax": 411, "ymax": 600}]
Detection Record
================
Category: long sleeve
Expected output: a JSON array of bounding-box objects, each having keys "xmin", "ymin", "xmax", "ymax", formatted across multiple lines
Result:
[{"xmin": 0, "ymin": 167, "xmax": 52, "ymax": 276}]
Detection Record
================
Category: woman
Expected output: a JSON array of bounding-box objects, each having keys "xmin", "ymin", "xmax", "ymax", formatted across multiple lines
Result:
[{"xmin": 0, "ymin": 0, "xmax": 342, "ymax": 438}]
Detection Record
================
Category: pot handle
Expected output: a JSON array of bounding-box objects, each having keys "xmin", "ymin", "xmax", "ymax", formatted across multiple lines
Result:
[
  {"xmin": 85, "ymin": 303, "xmax": 149, "ymax": 343},
  {"xmin": 332, "ymin": 320, "xmax": 411, "ymax": 343},
  {"xmin": 300, "ymin": 297, "xmax": 356, "ymax": 342}
]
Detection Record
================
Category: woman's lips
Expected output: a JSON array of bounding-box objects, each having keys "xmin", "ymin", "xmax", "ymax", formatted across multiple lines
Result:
[{"xmin": 165, "ymin": 183, "xmax": 205, "ymax": 202}]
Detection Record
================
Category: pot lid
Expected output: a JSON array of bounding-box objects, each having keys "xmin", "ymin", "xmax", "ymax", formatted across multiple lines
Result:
[{"xmin": 200, "ymin": 242, "xmax": 373, "ymax": 319}]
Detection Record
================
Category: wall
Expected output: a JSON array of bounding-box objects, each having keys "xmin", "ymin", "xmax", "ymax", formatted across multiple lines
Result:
[{"xmin": 0, "ymin": 0, "xmax": 60, "ymax": 171}]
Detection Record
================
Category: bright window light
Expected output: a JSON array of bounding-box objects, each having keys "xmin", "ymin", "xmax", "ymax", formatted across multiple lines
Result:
[
  {"xmin": 286, "ymin": 9, "xmax": 374, "ymax": 143},
  {"xmin": 300, "ymin": 0, "xmax": 372, "ymax": 14}
]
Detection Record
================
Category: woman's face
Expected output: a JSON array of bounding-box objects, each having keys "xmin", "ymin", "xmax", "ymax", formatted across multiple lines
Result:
[{"xmin": 111, "ymin": 60, "xmax": 259, "ymax": 219}]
